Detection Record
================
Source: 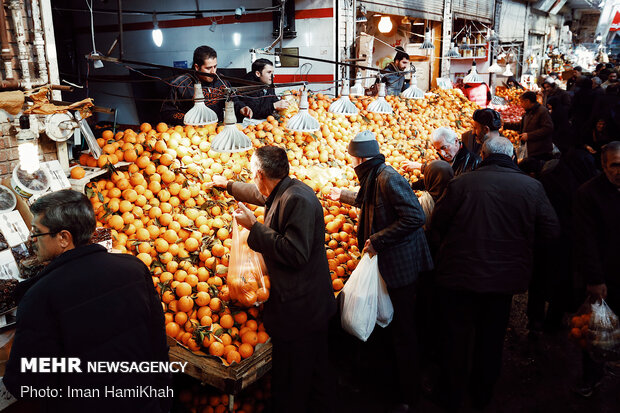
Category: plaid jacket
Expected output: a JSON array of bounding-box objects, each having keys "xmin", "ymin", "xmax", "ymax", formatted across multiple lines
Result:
[
  {"xmin": 160, "ymin": 73, "xmax": 246, "ymax": 125},
  {"xmin": 342, "ymin": 164, "xmax": 433, "ymax": 288}
]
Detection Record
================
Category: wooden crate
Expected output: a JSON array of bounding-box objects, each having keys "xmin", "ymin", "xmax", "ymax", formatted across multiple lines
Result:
[{"xmin": 168, "ymin": 338, "xmax": 272, "ymax": 395}]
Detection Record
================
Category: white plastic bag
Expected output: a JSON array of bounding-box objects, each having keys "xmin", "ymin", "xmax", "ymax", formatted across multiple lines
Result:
[
  {"xmin": 340, "ymin": 254, "xmax": 379, "ymax": 341},
  {"xmin": 376, "ymin": 271, "xmax": 394, "ymax": 328}
]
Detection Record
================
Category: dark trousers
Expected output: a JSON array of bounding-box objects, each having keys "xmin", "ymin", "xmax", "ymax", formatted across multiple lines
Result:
[
  {"xmin": 271, "ymin": 328, "xmax": 332, "ymax": 413},
  {"xmin": 438, "ymin": 288, "xmax": 513, "ymax": 411},
  {"xmin": 387, "ymin": 282, "xmax": 420, "ymax": 406}
]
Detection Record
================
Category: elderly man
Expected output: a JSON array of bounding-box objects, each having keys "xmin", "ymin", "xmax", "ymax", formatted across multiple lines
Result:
[
  {"xmin": 572, "ymin": 141, "xmax": 620, "ymax": 397},
  {"xmin": 330, "ymin": 131, "xmax": 432, "ymax": 413},
  {"xmin": 241, "ymin": 58, "xmax": 289, "ymax": 119},
  {"xmin": 210, "ymin": 146, "xmax": 336, "ymax": 413},
  {"xmin": 405, "ymin": 127, "xmax": 480, "ymax": 190},
  {"xmin": 429, "ymin": 137, "xmax": 559, "ymax": 410},
  {"xmin": 160, "ymin": 45, "xmax": 252, "ymax": 124},
  {"xmin": 3, "ymin": 190, "xmax": 171, "ymax": 413}
]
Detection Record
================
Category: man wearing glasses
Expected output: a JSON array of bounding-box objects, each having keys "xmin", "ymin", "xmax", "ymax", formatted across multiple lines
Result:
[{"xmin": 3, "ymin": 189, "xmax": 172, "ymax": 412}]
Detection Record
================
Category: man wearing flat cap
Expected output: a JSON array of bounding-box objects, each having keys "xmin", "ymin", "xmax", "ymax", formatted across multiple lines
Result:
[{"xmin": 330, "ymin": 131, "xmax": 433, "ymax": 413}]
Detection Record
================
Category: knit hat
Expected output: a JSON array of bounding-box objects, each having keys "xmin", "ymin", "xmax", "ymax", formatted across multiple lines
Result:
[{"xmin": 348, "ymin": 131, "xmax": 381, "ymax": 158}]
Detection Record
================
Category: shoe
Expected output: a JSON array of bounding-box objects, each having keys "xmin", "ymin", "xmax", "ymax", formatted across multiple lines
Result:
[
  {"xmin": 571, "ymin": 380, "xmax": 602, "ymax": 398},
  {"xmin": 388, "ymin": 403, "xmax": 413, "ymax": 413}
]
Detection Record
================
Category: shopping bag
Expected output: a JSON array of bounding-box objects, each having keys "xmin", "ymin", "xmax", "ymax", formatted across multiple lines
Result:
[
  {"xmin": 340, "ymin": 254, "xmax": 380, "ymax": 341},
  {"xmin": 569, "ymin": 297, "xmax": 620, "ymax": 361},
  {"xmin": 227, "ymin": 218, "xmax": 270, "ymax": 307},
  {"xmin": 376, "ymin": 270, "xmax": 394, "ymax": 328},
  {"xmin": 516, "ymin": 140, "xmax": 528, "ymax": 163}
]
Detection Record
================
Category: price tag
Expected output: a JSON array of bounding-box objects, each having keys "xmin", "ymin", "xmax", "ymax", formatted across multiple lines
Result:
[
  {"xmin": 0, "ymin": 211, "xmax": 29, "ymax": 247},
  {"xmin": 436, "ymin": 77, "xmax": 453, "ymax": 90},
  {"xmin": 41, "ymin": 160, "xmax": 71, "ymax": 192},
  {"xmin": 0, "ymin": 250, "xmax": 20, "ymax": 280}
]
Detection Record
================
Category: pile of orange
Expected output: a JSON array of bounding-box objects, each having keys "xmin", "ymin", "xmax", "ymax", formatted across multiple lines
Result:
[
  {"xmin": 177, "ymin": 377, "xmax": 270, "ymax": 413},
  {"xmin": 570, "ymin": 313, "xmax": 591, "ymax": 349},
  {"xmin": 86, "ymin": 89, "xmax": 482, "ymax": 361}
]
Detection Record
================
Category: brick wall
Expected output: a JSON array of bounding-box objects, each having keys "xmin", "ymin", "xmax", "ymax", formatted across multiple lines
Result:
[{"xmin": 0, "ymin": 133, "xmax": 59, "ymax": 179}]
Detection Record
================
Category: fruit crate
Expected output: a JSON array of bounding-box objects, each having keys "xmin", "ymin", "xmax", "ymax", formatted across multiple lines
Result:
[{"xmin": 168, "ymin": 337, "xmax": 272, "ymax": 395}]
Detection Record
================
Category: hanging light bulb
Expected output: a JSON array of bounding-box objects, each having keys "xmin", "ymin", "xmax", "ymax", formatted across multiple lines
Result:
[
  {"xmin": 286, "ymin": 88, "xmax": 320, "ymax": 132},
  {"xmin": 152, "ymin": 12, "xmax": 163, "ymax": 47},
  {"xmin": 274, "ymin": 55, "xmax": 281, "ymax": 68},
  {"xmin": 446, "ymin": 42, "xmax": 461, "ymax": 58},
  {"xmin": 210, "ymin": 101, "xmax": 252, "ymax": 153},
  {"xmin": 488, "ymin": 59, "xmax": 503, "ymax": 73},
  {"xmin": 250, "ymin": 49, "xmax": 257, "ymax": 63},
  {"xmin": 524, "ymin": 67, "xmax": 533, "ymax": 76},
  {"xmin": 459, "ymin": 36, "xmax": 471, "ymax": 51},
  {"xmin": 502, "ymin": 64, "xmax": 514, "ymax": 77},
  {"xmin": 367, "ymin": 83, "xmax": 393, "ymax": 114},
  {"xmin": 463, "ymin": 61, "xmax": 483, "ymax": 84},
  {"xmin": 378, "ymin": 16, "xmax": 393, "ymax": 33},
  {"xmin": 16, "ymin": 115, "xmax": 40, "ymax": 174},
  {"xmin": 329, "ymin": 83, "xmax": 359, "ymax": 115},
  {"xmin": 184, "ymin": 84, "xmax": 218, "ymax": 126},
  {"xmin": 420, "ymin": 27, "xmax": 434, "ymax": 49},
  {"xmin": 350, "ymin": 74, "xmax": 365, "ymax": 97},
  {"xmin": 401, "ymin": 74, "xmax": 424, "ymax": 99},
  {"xmin": 486, "ymin": 28, "xmax": 499, "ymax": 43}
]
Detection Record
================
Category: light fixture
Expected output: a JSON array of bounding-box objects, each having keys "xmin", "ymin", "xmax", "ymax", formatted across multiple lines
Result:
[
  {"xmin": 502, "ymin": 64, "xmax": 514, "ymax": 77},
  {"xmin": 401, "ymin": 74, "xmax": 424, "ymax": 99},
  {"xmin": 463, "ymin": 61, "xmax": 483, "ymax": 84},
  {"xmin": 152, "ymin": 12, "xmax": 163, "ymax": 47},
  {"xmin": 328, "ymin": 84, "xmax": 359, "ymax": 115},
  {"xmin": 401, "ymin": 16, "xmax": 410, "ymax": 25},
  {"xmin": 234, "ymin": 7, "xmax": 245, "ymax": 20},
  {"xmin": 367, "ymin": 83, "xmax": 393, "ymax": 114},
  {"xmin": 274, "ymin": 55, "xmax": 281, "ymax": 68},
  {"xmin": 486, "ymin": 29, "xmax": 499, "ymax": 43},
  {"xmin": 286, "ymin": 88, "xmax": 320, "ymax": 132},
  {"xmin": 524, "ymin": 68, "xmax": 533, "ymax": 76},
  {"xmin": 16, "ymin": 115, "xmax": 40, "ymax": 174},
  {"xmin": 488, "ymin": 59, "xmax": 503, "ymax": 73},
  {"xmin": 250, "ymin": 50, "xmax": 256, "ymax": 63},
  {"xmin": 378, "ymin": 16, "xmax": 393, "ymax": 34},
  {"xmin": 459, "ymin": 36, "xmax": 471, "ymax": 51},
  {"xmin": 209, "ymin": 19, "xmax": 217, "ymax": 32},
  {"xmin": 184, "ymin": 84, "xmax": 218, "ymax": 126},
  {"xmin": 211, "ymin": 101, "xmax": 252, "ymax": 153},
  {"xmin": 446, "ymin": 42, "xmax": 461, "ymax": 58},
  {"xmin": 350, "ymin": 74, "xmax": 364, "ymax": 97},
  {"xmin": 420, "ymin": 27, "xmax": 434, "ymax": 49},
  {"xmin": 356, "ymin": 15, "xmax": 368, "ymax": 23},
  {"xmin": 233, "ymin": 32, "xmax": 241, "ymax": 47}
]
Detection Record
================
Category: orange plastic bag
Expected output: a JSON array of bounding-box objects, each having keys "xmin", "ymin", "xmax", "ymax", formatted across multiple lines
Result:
[{"xmin": 227, "ymin": 217, "xmax": 270, "ymax": 307}]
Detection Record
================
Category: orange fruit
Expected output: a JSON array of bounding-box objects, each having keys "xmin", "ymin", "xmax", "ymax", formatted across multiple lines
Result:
[
  {"xmin": 238, "ymin": 343, "xmax": 254, "ymax": 359},
  {"xmin": 175, "ymin": 282, "xmax": 192, "ymax": 297},
  {"xmin": 219, "ymin": 314, "xmax": 234, "ymax": 329},
  {"xmin": 209, "ymin": 341, "xmax": 225, "ymax": 357},
  {"xmin": 70, "ymin": 166, "xmax": 86, "ymax": 179}
]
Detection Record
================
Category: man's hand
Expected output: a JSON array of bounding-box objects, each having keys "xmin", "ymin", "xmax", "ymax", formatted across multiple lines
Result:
[
  {"xmin": 328, "ymin": 187, "xmax": 342, "ymax": 202},
  {"xmin": 273, "ymin": 100, "xmax": 289, "ymax": 110},
  {"xmin": 363, "ymin": 239, "xmax": 377, "ymax": 257},
  {"xmin": 240, "ymin": 106, "xmax": 253, "ymax": 118},
  {"xmin": 587, "ymin": 283, "xmax": 607, "ymax": 301},
  {"xmin": 520, "ymin": 133, "xmax": 529, "ymax": 141},
  {"xmin": 206, "ymin": 174, "xmax": 228, "ymax": 189},
  {"xmin": 402, "ymin": 161, "xmax": 422, "ymax": 172},
  {"xmin": 233, "ymin": 202, "xmax": 257, "ymax": 230},
  {"xmin": 585, "ymin": 145, "xmax": 596, "ymax": 154}
]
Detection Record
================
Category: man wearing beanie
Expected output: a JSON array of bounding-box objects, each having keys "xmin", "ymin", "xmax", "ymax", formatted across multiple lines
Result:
[{"xmin": 330, "ymin": 131, "xmax": 433, "ymax": 413}]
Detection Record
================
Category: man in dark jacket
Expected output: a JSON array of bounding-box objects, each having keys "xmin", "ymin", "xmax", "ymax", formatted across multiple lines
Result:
[
  {"xmin": 210, "ymin": 146, "xmax": 336, "ymax": 413},
  {"xmin": 330, "ymin": 131, "xmax": 433, "ymax": 413},
  {"xmin": 572, "ymin": 142, "xmax": 620, "ymax": 396},
  {"xmin": 406, "ymin": 127, "xmax": 480, "ymax": 190},
  {"xmin": 3, "ymin": 190, "xmax": 171, "ymax": 413},
  {"xmin": 504, "ymin": 91, "xmax": 554, "ymax": 165},
  {"xmin": 240, "ymin": 58, "xmax": 289, "ymax": 120},
  {"xmin": 382, "ymin": 46, "xmax": 410, "ymax": 96},
  {"xmin": 429, "ymin": 137, "xmax": 560, "ymax": 410},
  {"xmin": 160, "ymin": 45, "xmax": 252, "ymax": 124}
]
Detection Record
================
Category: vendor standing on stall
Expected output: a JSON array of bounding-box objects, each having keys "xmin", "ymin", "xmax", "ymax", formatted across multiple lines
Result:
[
  {"xmin": 2, "ymin": 190, "xmax": 172, "ymax": 413},
  {"xmin": 382, "ymin": 46, "xmax": 411, "ymax": 96},
  {"xmin": 160, "ymin": 45, "xmax": 252, "ymax": 124},
  {"xmin": 240, "ymin": 58, "xmax": 289, "ymax": 120},
  {"xmin": 209, "ymin": 146, "xmax": 336, "ymax": 413}
]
